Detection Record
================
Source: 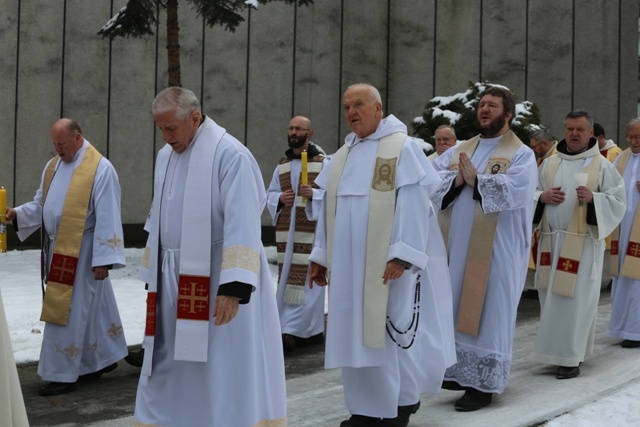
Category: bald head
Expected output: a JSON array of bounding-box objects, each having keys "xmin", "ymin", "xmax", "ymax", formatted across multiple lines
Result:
[
  {"xmin": 50, "ymin": 118, "xmax": 84, "ymax": 163},
  {"xmin": 342, "ymin": 83, "xmax": 383, "ymax": 138}
]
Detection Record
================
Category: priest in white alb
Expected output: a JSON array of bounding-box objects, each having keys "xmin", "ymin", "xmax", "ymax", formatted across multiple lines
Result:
[
  {"xmin": 309, "ymin": 83, "xmax": 456, "ymax": 427},
  {"xmin": 533, "ymin": 110, "xmax": 626, "ymax": 379},
  {"xmin": 431, "ymin": 86, "xmax": 538, "ymax": 411},
  {"xmin": 134, "ymin": 87, "xmax": 286, "ymax": 427},
  {"xmin": 6, "ymin": 118, "xmax": 127, "ymax": 396},
  {"xmin": 607, "ymin": 118, "xmax": 640, "ymax": 349}
]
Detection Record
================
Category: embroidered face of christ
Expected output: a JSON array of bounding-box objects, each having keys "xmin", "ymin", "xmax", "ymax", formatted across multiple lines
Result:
[{"xmin": 154, "ymin": 109, "xmax": 202, "ymax": 154}]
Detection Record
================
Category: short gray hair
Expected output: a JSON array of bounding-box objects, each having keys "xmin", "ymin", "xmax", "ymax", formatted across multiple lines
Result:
[
  {"xmin": 152, "ymin": 87, "xmax": 201, "ymax": 120},
  {"xmin": 626, "ymin": 117, "xmax": 640, "ymax": 133},
  {"xmin": 530, "ymin": 127, "xmax": 554, "ymax": 142}
]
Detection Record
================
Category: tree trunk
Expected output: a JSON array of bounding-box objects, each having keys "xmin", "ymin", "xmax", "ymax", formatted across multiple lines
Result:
[{"xmin": 166, "ymin": 0, "xmax": 181, "ymax": 87}]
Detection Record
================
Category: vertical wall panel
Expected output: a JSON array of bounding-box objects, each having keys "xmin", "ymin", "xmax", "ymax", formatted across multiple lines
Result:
[
  {"xmin": 481, "ymin": 0, "xmax": 527, "ymax": 100},
  {"xmin": 388, "ymin": 0, "xmax": 436, "ymax": 132},
  {"xmin": 434, "ymin": 0, "xmax": 482, "ymax": 96},
  {"xmin": 14, "ymin": 0, "xmax": 64, "ymax": 205},
  {"xmin": 63, "ymin": 0, "xmax": 112, "ymax": 153},
  {"xmin": 618, "ymin": 0, "xmax": 639, "ymax": 147},
  {"xmin": 0, "ymin": 0, "xmax": 18, "ymax": 205},
  {"xmin": 245, "ymin": 3, "xmax": 295, "ymax": 190},
  {"xmin": 293, "ymin": 1, "xmax": 343, "ymax": 152},
  {"xmin": 526, "ymin": 0, "xmax": 574, "ymax": 139},
  {"xmin": 573, "ymin": 0, "xmax": 620, "ymax": 139},
  {"xmin": 107, "ymin": 1, "xmax": 158, "ymax": 224}
]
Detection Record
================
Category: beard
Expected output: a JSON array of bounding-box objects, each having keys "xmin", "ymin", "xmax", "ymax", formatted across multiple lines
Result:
[
  {"xmin": 288, "ymin": 133, "xmax": 308, "ymax": 149},
  {"xmin": 479, "ymin": 113, "xmax": 508, "ymax": 138}
]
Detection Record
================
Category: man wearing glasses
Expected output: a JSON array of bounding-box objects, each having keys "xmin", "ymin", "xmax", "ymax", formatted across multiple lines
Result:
[{"xmin": 266, "ymin": 116, "xmax": 327, "ymax": 353}]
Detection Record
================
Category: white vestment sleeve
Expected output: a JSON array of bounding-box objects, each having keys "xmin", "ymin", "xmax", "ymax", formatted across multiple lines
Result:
[
  {"xmin": 265, "ymin": 165, "xmax": 282, "ymax": 225},
  {"xmin": 590, "ymin": 161, "xmax": 626, "ymax": 239}
]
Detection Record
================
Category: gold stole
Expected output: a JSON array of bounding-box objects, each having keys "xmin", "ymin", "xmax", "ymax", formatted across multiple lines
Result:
[
  {"xmin": 40, "ymin": 144, "xmax": 102, "ymax": 326},
  {"xmin": 610, "ymin": 150, "xmax": 640, "ymax": 280},
  {"xmin": 326, "ymin": 132, "xmax": 405, "ymax": 349},
  {"xmin": 536, "ymin": 155, "xmax": 601, "ymax": 297},
  {"xmin": 276, "ymin": 157, "xmax": 323, "ymax": 305},
  {"xmin": 440, "ymin": 131, "xmax": 522, "ymax": 336}
]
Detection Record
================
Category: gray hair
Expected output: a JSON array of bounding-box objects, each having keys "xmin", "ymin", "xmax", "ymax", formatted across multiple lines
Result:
[
  {"xmin": 530, "ymin": 127, "xmax": 554, "ymax": 142},
  {"xmin": 565, "ymin": 110, "xmax": 593, "ymax": 127},
  {"xmin": 436, "ymin": 124, "xmax": 456, "ymax": 138},
  {"xmin": 626, "ymin": 117, "xmax": 640, "ymax": 132},
  {"xmin": 152, "ymin": 87, "xmax": 201, "ymax": 120}
]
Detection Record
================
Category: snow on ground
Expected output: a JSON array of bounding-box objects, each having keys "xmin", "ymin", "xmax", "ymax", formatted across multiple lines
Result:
[{"xmin": 1, "ymin": 248, "xmax": 639, "ymax": 426}]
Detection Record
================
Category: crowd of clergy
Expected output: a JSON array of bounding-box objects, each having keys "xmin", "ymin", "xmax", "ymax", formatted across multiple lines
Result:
[{"xmin": 2, "ymin": 82, "xmax": 640, "ymax": 427}]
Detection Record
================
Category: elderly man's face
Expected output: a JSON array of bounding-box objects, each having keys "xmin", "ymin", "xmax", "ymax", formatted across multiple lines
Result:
[
  {"xmin": 50, "ymin": 124, "xmax": 83, "ymax": 163},
  {"xmin": 564, "ymin": 116, "xmax": 593, "ymax": 153},
  {"xmin": 434, "ymin": 128, "xmax": 456, "ymax": 155},
  {"xmin": 154, "ymin": 109, "xmax": 201, "ymax": 153},
  {"xmin": 342, "ymin": 87, "xmax": 382, "ymax": 139},
  {"xmin": 626, "ymin": 123, "xmax": 640, "ymax": 154}
]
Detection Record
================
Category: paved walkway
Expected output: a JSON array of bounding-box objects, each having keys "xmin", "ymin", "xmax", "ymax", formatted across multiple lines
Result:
[{"xmin": 21, "ymin": 275, "xmax": 639, "ymax": 427}]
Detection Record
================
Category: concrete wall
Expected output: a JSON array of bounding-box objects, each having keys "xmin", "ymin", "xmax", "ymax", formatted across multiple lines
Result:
[{"xmin": 1, "ymin": 0, "xmax": 638, "ymax": 246}]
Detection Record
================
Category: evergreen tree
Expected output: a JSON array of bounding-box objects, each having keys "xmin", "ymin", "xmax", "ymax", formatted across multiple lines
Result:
[
  {"xmin": 99, "ymin": 0, "xmax": 313, "ymax": 87},
  {"xmin": 412, "ymin": 81, "xmax": 542, "ymax": 153}
]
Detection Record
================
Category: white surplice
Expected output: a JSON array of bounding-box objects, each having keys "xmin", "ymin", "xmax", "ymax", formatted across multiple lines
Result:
[
  {"xmin": 266, "ymin": 155, "xmax": 326, "ymax": 339},
  {"xmin": 1, "ymin": 288, "xmax": 30, "ymax": 427},
  {"xmin": 609, "ymin": 151, "xmax": 640, "ymax": 341},
  {"xmin": 309, "ymin": 115, "xmax": 456, "ymax": 419},
  {"xmin": 533, "ymin": 140, "xmax": 626, "ymax": 366},
  {"xmin": 14, "ymin": 140, "xmax": 127, "ymax": 382},
  {"xmin": 134, "ymin": 117, "xmax": 286, "ymax": 427},
  {"xmin": 431, "ymin": 135, "xmax": 538, "ymax": 394}
]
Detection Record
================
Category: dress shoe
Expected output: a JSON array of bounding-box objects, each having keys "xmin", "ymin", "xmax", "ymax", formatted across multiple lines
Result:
[
  {"xmin": 282, "ymin": 334, "xmax": 296, "ymax": 353},
  {"xmin": 621, "ymin": 339, "xmax": 640, "ymax": 348},
  {"xmin": 79, "ymin": 362, "xmax": 118, "ymax": 381},
  {"xmin": 556, "ymin": 365, "xmax": 580, "ymax": 379},
  {"xmin": 125, "ymin": 349, "xmax": 145, "ymax": 367},
  {"xmin": 442, "ymin": 380, "xmax": 465, "ymax": 391},
  {"xmin": 340, "ymin": 414, "xmax": 382, "ymax": 427},
  {"xmin": 380, "ymin": 401, "xmax": 420, "ymax": 427},
  {"xmin": 454, "ymin": 388, "xmax": 493, "ymax": 411},
  {"xmin": 300, "ymin": 332, "xmax": 325, "ymax": 346},
  {"xmin": 39, "ymin": 381, "xmax": 77, "ymax": 396}
]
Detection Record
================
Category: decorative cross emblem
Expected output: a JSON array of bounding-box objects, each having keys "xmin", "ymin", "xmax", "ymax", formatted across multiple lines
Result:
[
  {"xmin": 628, "ymin": 242, "xmax": 640, "ymax": 258},
  {"xmin": 561, "ymin": 259, "xmax": 573, "ymax": 271},
  {"xmin": 178, "ymin": 282, "xmax": 209, "ymax": 314}
]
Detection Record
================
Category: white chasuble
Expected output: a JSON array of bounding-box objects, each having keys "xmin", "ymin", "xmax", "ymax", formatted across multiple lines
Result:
[
  {"xmin": 134, "ymin": 117, "xmax": 286, "ymax": 427},
  {"xmin": 432, "ymin": 133, "xmax": 538, "ymax": 394}
]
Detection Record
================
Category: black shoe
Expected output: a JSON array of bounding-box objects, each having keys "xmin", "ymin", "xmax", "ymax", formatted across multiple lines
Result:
[
  {"xmin": 454, "ymin": 389, "xmax": 493, "ymax": 411},
  {"xmin": 556, "ymin": 365, "xmax": 580, "ymax": 379},
  {"xmin": 282, "ymin": 334, "xmax": 296, "ymax": 353},
  {"xmin": 621, "ymin": 339, "xmax": 640, "ymax": 348},
  {"xmin": 340, "ymin": 414, "xmax": 382, "ymax": 427},
  {"xmin": 79, "ymin": 362, "xmax": 118, "ymax": 381},
  {"xmin": 124, "ymin": 349, "xmax": 145, "ymax": 367},
  {"xmin": 380, "ymin": 401, "xmax": 420, "ymax": 427},
  {"xmin": 442, "ymin": 380, "xmax": 465, "ymax": 391},
  {"xmin": 302, "ymin": 332, "xmax": 325, "ymax": 346},
  {"xmin": 39, "ymin": 381, "xmax": 77, "ymax": 396}
]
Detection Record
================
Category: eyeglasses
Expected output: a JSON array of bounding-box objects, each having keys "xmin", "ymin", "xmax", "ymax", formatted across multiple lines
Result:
[
  {"xmin": 626, "ymin": 135, "xmax": 640, "ymax": 142},
  {"xmin": 287, "ymin": 126, "xmax": 310, "ymax": 132}
]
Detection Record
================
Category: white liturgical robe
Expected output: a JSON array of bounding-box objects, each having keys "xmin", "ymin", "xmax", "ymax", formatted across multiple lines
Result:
[
  {"xmin": 533, "ymin": 139, "xmax": 626, "ymax": 366},
  {"xmin": 609, "ymin": 151, "xmax": 640, "ymax": 341},
  {"xmin": 309, "ymin": 115, "xmax": 456, "ymax": 419},
  {"xmin": 432, "ymin": 133, "xmax": 538, "ymax": 394},
  {"xmin": 14, "ymin": 140, "xmax": 127, "ymax": 382},
  {"xmin": 134, "ymin": 117, "xmax": 286, "ymax": 427}
]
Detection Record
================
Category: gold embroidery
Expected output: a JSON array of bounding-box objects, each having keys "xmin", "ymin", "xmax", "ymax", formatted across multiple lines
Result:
[
  {"xmin": 106, "ymin": 323, "xmax": 124, "ymax": 338},
  {"xmin": 86, "ymin": 339, "xmax": 98, "ymax": 352},
  {"xmin": 56, "ymin": 343, "xmax": 82, "ymax": 360},
  {"xmin": 221, "ymin": 245, "xmax": 260, "ymax": 274},
  {"xmin": 142, "ymin": 246, "xmax": 151, "ymax": 269},
  {"xmin": 133, "ymin": 422, "xmax": 158, "ymax": 427},
  {"xmin": 371, "ymin": 156, "xmax": 397, "ymax": 191},
  {"xmin": 97, "ymin": 233, "xmax": 124, "ymax": 251}
]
